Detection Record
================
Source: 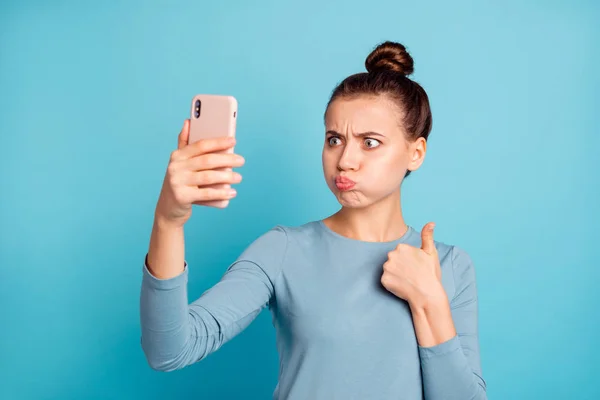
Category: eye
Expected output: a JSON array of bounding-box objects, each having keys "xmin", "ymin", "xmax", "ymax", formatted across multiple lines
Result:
[
  {"xmin": 327, "ymin": 136, "xmax": 342, "ymax": 146},
  {"xmin": 364, "ymin": 138, "xmax": 381, "ymax": 149}
]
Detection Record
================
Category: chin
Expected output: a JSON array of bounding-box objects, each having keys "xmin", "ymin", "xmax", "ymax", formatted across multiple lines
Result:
[
  {"xmin": 330, "ymin": 185, "xmax": 399, "ymax": 210},
  {"xmin": 330, "ymin": 187, "xmax": 372, "ymax": 209},
  {"xmin": 338, "ymin": 199, "xmax": 371, "ymax": 209}
]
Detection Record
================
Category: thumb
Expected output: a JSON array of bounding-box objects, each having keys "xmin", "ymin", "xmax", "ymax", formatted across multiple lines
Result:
[
  {"xmin": 421, "ymin": 222, "xmax": 436, "ymax": 254},
  {"xmin": 177, "ymin": 119, "xmax": 190, "ymax": 149}
]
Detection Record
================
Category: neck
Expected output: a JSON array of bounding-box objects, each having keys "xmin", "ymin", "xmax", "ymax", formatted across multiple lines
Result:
[{"xmin": 325, "ymin": 190, "xmax": 408, "ymax": 242}]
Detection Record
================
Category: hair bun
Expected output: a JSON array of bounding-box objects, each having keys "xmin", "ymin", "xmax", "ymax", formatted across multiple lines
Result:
[{"xmin": 365, "ymin": 41, "xmax": 414, "ymax": 76}]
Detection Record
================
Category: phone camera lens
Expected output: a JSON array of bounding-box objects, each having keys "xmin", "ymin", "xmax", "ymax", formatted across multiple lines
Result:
[{"xmin": 194, "ymin": 100, "xmax": 201, "ymax": 118}]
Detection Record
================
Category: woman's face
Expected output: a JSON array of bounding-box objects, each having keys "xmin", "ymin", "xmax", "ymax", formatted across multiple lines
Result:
[{"xmin": 322, "ymin": 95, "xmax": 425, "ymax": 209}]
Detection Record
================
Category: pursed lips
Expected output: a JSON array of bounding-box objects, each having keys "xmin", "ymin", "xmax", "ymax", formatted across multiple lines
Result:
[{"xmin": 334, "ymin": 176, "xmax": 356, "ymax": 191}]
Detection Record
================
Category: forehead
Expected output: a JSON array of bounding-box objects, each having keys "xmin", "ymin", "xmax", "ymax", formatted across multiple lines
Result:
[{"xmin": 325, "ymin": 95, "xmax": 402, "ymax": 133}]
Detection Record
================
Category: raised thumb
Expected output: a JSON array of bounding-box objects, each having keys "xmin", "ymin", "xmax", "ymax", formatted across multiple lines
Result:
[{"xmin": 421, "ymin": 222, "xmax": 436, "ymax": 254}]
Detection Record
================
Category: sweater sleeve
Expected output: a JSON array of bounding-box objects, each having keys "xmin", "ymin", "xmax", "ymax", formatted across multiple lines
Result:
[
  {"xmin": 139, "ymin": 226, "xmax": 288, "ymax": 372},
  {"xmin": 417, "ymin": 246, "xmax": 488, "ymax": 400}
]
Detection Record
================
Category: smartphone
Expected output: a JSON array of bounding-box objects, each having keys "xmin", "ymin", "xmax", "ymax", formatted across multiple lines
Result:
[
  {"xmin": 189, "ymin": 94, "xmax": 237, "ymax": 143},
  {"xmin": 189, "ymin": 94, "xmax": 238, "ymax": 190}
]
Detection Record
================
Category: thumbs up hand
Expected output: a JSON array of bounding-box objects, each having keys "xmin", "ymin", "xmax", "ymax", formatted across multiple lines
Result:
[{"xmin": 380, "ymin": 223, "xmax": 446, "ymax": 308}]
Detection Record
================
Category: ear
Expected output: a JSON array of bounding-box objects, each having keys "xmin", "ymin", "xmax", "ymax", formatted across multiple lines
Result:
[{"xmin": 406, "ymin": 137, "xmax": 427, "ymax": 172}]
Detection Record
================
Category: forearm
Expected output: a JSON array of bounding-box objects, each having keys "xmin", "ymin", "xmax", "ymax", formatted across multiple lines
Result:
[
  {"xmin": 409, "ymin": 290, "xmax": 456, "ymax": 348},
  {"xmin": 410, "ymin": 288, "xmax": 487, "ymax": 400},
  {"xmin": 146, "ymin": 214, "xmax": 186, "ymax": 279}
]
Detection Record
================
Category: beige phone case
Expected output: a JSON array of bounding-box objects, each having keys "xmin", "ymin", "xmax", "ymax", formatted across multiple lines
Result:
[
  {"xmin": 189, "ymin": 94, "xmax": 238, "ymax": 143},
  {"xmin": 189, "ymin": 94, "xmax": 238, "ymax": 191}
]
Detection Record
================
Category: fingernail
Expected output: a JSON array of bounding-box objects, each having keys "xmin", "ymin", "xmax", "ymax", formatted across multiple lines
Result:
[{"xmin": 229, "ymin": 188, "xmax": 237, "ymax": 197}]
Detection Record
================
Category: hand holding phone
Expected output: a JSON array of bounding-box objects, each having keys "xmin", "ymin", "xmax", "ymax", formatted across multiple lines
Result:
[{"xmin": 154, "ymin": 95, "xmax": 243, "ymax": 227}]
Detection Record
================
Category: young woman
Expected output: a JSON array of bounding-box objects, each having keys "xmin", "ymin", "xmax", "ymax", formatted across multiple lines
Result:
[{"xmin": 140, "ymin": 41, "xmax": 487, "ymax": 400}]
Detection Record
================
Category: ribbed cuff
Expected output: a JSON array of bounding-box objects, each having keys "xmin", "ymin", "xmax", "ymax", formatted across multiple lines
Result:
[
  {"xmin": 142, "ymin": 254, "xmax": 188, "ymax": 290},
  {"xmin": 418, "ymin": 334, "xmax": 461, "ymax": 361}
]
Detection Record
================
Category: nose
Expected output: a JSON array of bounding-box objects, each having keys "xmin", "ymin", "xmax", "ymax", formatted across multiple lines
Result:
[{"xmin": 337, "ymin": 142, "xmax": 360, "ymax": 171}]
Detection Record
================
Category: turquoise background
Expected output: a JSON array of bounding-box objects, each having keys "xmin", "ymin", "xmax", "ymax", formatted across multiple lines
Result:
[{"xmin": 1, "ymin": 0, "xmax": 598, "ymax": 399}]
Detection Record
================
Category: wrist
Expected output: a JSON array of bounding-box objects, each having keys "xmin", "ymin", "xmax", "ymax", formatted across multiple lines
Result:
[
  {"xmin": 409, "ymin": 283, "xmax": 448, "ymax": 311},
  {"xmin": 154, "ymin": 212, "xmax": 185, "ymax": 231}
]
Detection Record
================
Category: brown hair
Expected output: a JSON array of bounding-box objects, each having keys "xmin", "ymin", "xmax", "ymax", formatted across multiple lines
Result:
[{"xmin": 325, "ymin": 41, "xmax": 432, "ymax": 178}]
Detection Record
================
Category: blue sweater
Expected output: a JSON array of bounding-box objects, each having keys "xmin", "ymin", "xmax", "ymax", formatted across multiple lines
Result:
[{"xmin": 140, "ymin": 220, "xmax": 487, "ymax": 399}]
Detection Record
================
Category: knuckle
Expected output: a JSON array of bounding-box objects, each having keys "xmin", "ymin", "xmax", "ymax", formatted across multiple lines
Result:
[
  {"xmin": 171, "ymin": 170, "xmax": 188, "ymax": 186},
  {"xmin": 204, "ymin": 154, "xmax": 217, "ymax": 167},
  {"xmin": 194, "ymin": 157, "xmax": 207, "ymax": 170},
  {"xmin": 166, "ymin": 162, "xmax": 177, "ymax": 175},
  {"xmin": 177, "ymin": 170, "xmax": 190, "ymax": 185},
  {"xmin": 194, "ymin": 170, "xmax": 208, "ymax": 185},
  {"xmin": 384, "ymin": 261, "xmax": 396, "ymax": 272},
  {"xmin": 380, "ymin": 274, "xmax": 390, "ymax": 287},
  {"xmin": 187, "ymin": 154, "xmax": 204, "ymax": 170},
  {"xmin": 195, "ymin": 171, "xmax": 212, "ymax": 185},
  {"xmin": 194, "ymin": 189, "xmax": 208, "ymax": 201},
  {"xmin": 196, "ymin": 139, "xmax": 209, "ymax": 153},
  {"xmin": 169, "ymin": 150, "xmax": 180, "ymax": 162}
]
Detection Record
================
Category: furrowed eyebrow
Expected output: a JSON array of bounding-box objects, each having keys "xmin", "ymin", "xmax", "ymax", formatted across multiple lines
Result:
[{"xmin": 325, "ymin": 130, "xmax": 385, "ymax": 138}]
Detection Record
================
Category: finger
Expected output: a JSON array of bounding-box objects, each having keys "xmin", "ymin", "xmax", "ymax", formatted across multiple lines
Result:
[
  {"xmin": 187, "ymin": 170, "xmax": 242, "ymax": 186},
  {"xmin": 186, "ymin": 153, "xmax": 245, "ymax": 171},
  {"xmin": 177, "ymin": 119, "xmax": 190, "ymax": 150},
  {"xmin": 190, "ymin": 187, "xmax": 238, "ymax": 202},
  {"xmin": 192, "ymin": 199, "xmax": 231, "ymax": 208},
  {"xmin": 420, "ymin": 222, "xmax": 436, "ymax": 254},
  {"xmin": 179, "ymin": 136, "xmax": 236, "ymax": 159}
]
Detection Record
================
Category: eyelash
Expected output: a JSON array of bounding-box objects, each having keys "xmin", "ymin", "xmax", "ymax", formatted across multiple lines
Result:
[{"xmin": 327, "ymin": 135, "xmax": 381, "ymax": 149}]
